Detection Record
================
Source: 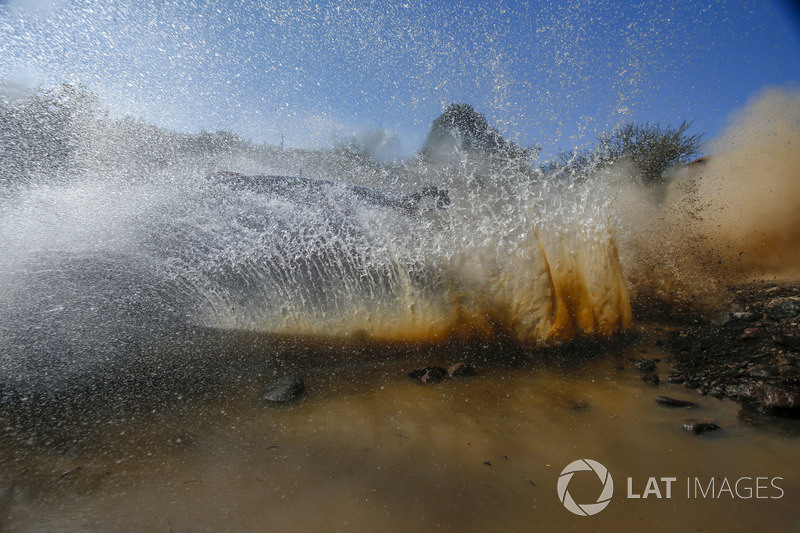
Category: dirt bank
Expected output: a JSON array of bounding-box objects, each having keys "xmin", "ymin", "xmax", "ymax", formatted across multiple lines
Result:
[{"xmin": 665, "ymin": 282, "xmax": 800, "ymax": 416}]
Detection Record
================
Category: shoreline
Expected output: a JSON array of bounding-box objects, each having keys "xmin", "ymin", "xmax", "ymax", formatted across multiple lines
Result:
[{"xmin": 662, "ymin": 281, "xmax": 800, "ymax": 416}]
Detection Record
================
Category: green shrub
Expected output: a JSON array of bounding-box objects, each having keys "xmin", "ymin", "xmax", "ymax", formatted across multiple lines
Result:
[{"xmin": 598, "ymin": 120, "xmax": 704, "ymax": 185}]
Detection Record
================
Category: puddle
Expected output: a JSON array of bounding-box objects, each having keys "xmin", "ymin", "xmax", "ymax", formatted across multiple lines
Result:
[{"xmin": 1, "ymin": 330, "xmax": 798, "ymax": 531}]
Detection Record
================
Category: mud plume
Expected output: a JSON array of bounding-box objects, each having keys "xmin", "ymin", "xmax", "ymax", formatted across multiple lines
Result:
[
  {"xmin": 614, "ymin": 87, "xmax": 800, "ymax": 315},
  {"xmin": 690, "ymin": 88, "xmax": 800, "ymax": 274}
]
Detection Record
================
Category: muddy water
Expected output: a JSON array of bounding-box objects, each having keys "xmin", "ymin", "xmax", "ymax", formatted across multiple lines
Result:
[{"xmin": 1, "ymin": 329, "xmax": 799, "ymax": 532}]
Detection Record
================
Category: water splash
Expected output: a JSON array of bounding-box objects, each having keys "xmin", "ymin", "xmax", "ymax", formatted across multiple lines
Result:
[
  {"xmin": 0, "ymin": 101, "xmax": 632, "ymax": 395},
  {"xmin": 195, "ymin": 172, "xmax": 632, "ymax": 345}
]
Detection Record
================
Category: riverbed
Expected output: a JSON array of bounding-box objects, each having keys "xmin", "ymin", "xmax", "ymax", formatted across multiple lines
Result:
[{"xmin": 1, "ymin": 324, "xmax": 798, "ymax": 532}]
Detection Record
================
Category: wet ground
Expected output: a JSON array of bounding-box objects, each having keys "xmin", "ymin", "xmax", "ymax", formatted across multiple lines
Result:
[
  {"xmin": 668, "ymin": 282, "xmax": 800, "ymax": 415},
  {"xmin": 1, "ymin": 323, "xmax": 799, "ymax": 532}
]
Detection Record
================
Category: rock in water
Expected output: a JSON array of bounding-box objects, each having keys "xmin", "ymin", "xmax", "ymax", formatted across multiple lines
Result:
[
  {"xmin": 731, "ymin": 382, "xmax": 800, "ymax": 413},
  {"xmin": 635, "ymin": 359, "xmax": 656, "ymax": 372},
  {"xmin": 571, "ymin": 399, "xmax": 589, "ymax": 411},
  {"xmin": 421, "ymin": 368, "xmax": 448, "ymax": 384},
  {"xmin": 261, "ymin": 377, "xmax": 305, "ymax": 403},
  {"xmin": 407, "ymin": 366, "xmax": 448, "ymax": 384},
  {"xmin": 448, "ymin": 362, "xmax": 477, "ymax": 378},
  {"xmin": 683, "ymin": 421, "xmax": 720, "ymax": 434},
  {"xmin": 655, "ymin": 395, "xmax": 697, "ymax": 408},
  {"xmin": 641, "ymin": 374, "xmax": 660, "ymax": 386}
]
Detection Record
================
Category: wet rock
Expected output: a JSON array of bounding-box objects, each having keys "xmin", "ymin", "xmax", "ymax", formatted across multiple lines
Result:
[
  {"xmin": 407, "ymin": 367, "xmax": 430, "ymax": 380},
  {"xmin": 748, "ymin": 365, "xmax": 779, "ymax": 378},
  {"xmin": 710, "ymin": 311, "xmax": 731, "ymax": 326},
  {"xmin": 421, "ymin": 368, "xmax": 448, "ymax": 384},
  {"xmin": 773, "ymin": 335, "xmax": 800, "ymax": 350},
  {"xmin": 765, "ymin": 297, "xmax": 800, "ymax": 319},
  {"xmin": 656, "ymin": 282, "xmax": 800, "ymax": 417},
  {"xmin": 641, "ymin": 374, "xmax": 660, "ymax": 386},
  {"xmin": 408, "ymin": 366, "xmax": 448, "ymax": 384},
  {"xmin": 448, "ymin": 362, "xmax": 477, "ymax": 378},
  {"xmin": 571, "ymin": 399, "xmax": 589, "ymax": 411},
  {"xmin": 683, "ymin": 420, "xmax": 720, "ymax": 434},
  {"xmin": 655, "ymin": 395, "xmax": 697, "ymax": 408},
  {"xmin": 724, "ymin": 384, "xmax": 741, "ymax": 397},
  {"xmin": 731, "ymin": 382, "xmax": 800, "ymax": 413},
  {"xmin": 261, "ymin": 376, "xmax": 305, "ymax": 403},
  {"xmin": 740, "ymin": 328, "xmax": 761, "ymax": 341},
  {"xmin": 635, "ymin": 359, "xmax": 656, "ymax": 372},
  {"xmin": 714, "ymin": 309, "xmax": 755, "ymax": 324}
]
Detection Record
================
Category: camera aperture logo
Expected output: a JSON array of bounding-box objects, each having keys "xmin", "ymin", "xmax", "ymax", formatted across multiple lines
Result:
[{"xmin": 557, "ymin": 459, "xmax": 614, "ymax": 516}]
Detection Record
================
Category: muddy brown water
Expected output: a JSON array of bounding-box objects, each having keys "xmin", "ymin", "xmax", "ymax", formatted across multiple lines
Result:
[{"xmin": 1, "ymin": 326, "xmax": 799, "ymax": 532}]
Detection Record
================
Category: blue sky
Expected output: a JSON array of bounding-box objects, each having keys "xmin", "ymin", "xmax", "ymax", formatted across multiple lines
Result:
[{"xmin": 1, "ymin": 0, "xmax": 799, "ymax": 159}]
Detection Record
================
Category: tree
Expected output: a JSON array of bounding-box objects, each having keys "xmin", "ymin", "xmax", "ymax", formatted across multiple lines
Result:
[
  {"xmin": 598, "ymin": 120, "xmax": 704, "ymax": 185},
  {"xmin": 542, "ymin": 120, "xmax": 705, "ymax": 186}
]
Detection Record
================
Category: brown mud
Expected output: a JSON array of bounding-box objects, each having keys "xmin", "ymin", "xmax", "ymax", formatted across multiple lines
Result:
[{"xmin": 1, "ymin": 321, "xmax": 799, "ymax": 532}]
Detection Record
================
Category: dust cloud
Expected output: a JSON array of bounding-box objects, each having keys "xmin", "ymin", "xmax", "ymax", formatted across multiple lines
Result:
[{"xmin": 613, "ymin": 87, "xmax": 800, "ymax": 315}]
